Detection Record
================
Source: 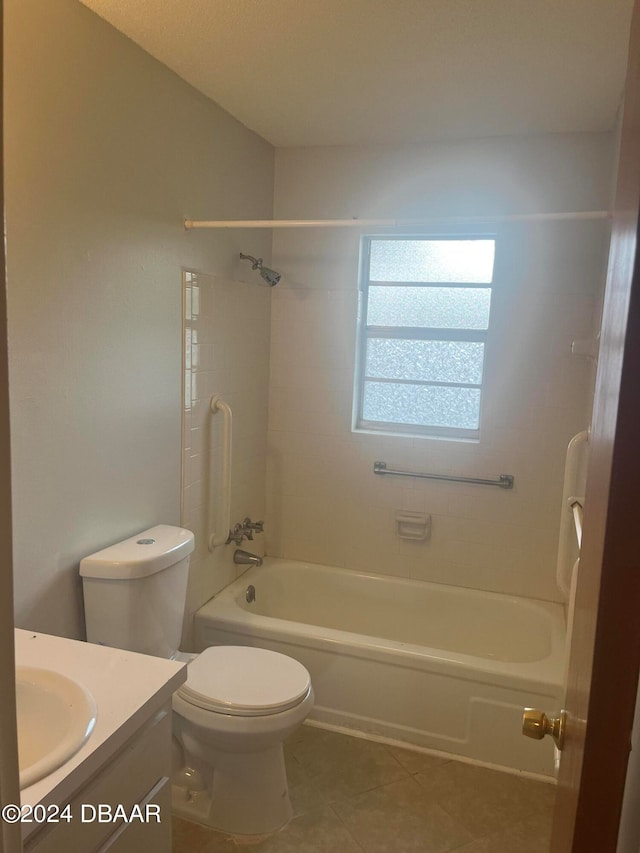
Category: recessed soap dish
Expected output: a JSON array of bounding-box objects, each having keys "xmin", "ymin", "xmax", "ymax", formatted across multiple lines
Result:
[{"xmin": 396, "ymin": 512, "xmax": 431, "ymax": 541}]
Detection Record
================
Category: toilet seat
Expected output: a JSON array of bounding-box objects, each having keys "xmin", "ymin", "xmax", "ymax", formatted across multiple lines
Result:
[{"xmin": 177, "ymin": 646, "xmax": 311, "ymax": 717}]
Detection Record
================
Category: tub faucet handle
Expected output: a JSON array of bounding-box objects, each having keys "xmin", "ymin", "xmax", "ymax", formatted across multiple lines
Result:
[
  {"xmin": 227, "ymin": 523, "xmax": 246, "ymax": 546},
  {"xmin": 243, "ymin": 518, "xmax": 264, "ymax": 535}
]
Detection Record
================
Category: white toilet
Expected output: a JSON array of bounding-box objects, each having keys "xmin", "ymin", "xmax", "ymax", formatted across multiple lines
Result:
[{"xmin": 80, "ymin": 525, "xmax": 313, "ymax": 835}]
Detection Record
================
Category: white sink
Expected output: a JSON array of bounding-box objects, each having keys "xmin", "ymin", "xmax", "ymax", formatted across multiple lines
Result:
[{"xmin": 16, "ymin": 667, "xmax": 97, "ymax": 789}]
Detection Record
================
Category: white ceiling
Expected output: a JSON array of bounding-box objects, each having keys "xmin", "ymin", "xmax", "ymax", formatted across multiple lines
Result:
[{"xmin": 79, "ymin": 0, "xmax": 634, "ymax": 148}]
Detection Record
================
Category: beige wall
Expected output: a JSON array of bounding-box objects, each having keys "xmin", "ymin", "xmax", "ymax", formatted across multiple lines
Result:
[
  {"xmin": 1, "ymin": 0, "xmax": 616, "ymax": 638},
  {"xmin": 0, "ymin": 267, "xmax": 19, "ymax": 852},
  {"xmin": 181, "ymin": 268, "xmax": 269, "ymax": 648},
  {"xmin": 0, "ymin": 0, "xmax": 21, "ymax": 831},
  {"xmin": 266, "ymin": 134, "xmax": 613, "ymax": 602},
  {"xmin": 5, "ymin": 0, "xmax": 274, "ymax": 638}
]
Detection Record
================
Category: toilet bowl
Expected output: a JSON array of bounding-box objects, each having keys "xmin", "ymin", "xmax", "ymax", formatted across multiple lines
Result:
[
  {"xmin": 172, "ymin": 646, "xmax": 313, "ymax": 834},
  {"xmin": 80, "ymin": 526, "xmax": 313, "ymax": 836}
]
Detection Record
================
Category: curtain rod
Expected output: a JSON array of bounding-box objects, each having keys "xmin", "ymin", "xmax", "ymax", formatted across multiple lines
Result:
[{"xmin": 184, "ymin": 211, "xmax": 611, "ymax": 230}]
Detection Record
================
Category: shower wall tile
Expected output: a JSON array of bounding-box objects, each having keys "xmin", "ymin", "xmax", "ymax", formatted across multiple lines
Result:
[
  {"xmin": 265, "ymin": 138, "xmax": 612, "ymax": 604},
  {"xmin": 181, "ymin": 269, "xmax": 270, "ymax": 648}
]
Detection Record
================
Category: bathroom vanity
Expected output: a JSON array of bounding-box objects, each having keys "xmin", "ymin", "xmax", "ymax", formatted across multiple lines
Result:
[{"xmin": 15, "ymin": 629, "xmax": 186, "ymax": 852}]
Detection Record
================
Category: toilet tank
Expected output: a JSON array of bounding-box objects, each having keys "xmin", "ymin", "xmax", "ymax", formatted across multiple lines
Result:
[{"xmin": 80, "ymin": 525, "xmax": 195, "ymax": 658}]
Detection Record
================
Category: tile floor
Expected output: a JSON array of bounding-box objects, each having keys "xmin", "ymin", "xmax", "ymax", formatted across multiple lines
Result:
[{"xmin": 172, "ymin": 724, "xmax": 555, "ymax": 853}]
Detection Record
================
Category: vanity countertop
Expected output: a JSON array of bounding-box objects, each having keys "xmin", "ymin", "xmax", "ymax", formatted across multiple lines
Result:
[{"xmin": 16, "ymin": 629, "xmax": 186, "ymax": 839}]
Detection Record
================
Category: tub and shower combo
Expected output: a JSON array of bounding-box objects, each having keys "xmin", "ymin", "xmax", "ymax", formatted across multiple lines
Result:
[
  {"xmin": 197, "ymin": 558, "xmax": 565, "ymax": 778},
  {"xmin": 196, "ymin": 430, "xmax": 584, "ymax": 780}
]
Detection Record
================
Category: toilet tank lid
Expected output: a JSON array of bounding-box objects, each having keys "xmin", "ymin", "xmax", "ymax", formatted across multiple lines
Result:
[{"xmin": 79, "ymin": 525, "xmax": 195, "ymax": 580}]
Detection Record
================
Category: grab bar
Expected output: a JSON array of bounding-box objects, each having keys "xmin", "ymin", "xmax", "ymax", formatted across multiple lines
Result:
[
  {"xmin": 209, "ymin": 395, "xmax": 232, "ymax": 550},
  {"xmin": 373, "ymin": 461, "xmax": 514, "ymax": 489},
  {"xmin": 569, "ymin": 497, "xmax": 583, "ymax": 549},
  {"xmin": 556, "ymin": 430, "xmax": 589, "ymax": 600}
]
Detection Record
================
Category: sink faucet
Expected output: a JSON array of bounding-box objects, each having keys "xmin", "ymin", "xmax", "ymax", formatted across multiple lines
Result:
[{"xmin": 233, "ymin": 549, "xmax": 263, "ymax": 567}]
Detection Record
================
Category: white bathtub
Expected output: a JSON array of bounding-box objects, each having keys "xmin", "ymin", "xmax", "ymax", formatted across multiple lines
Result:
[{"xmin": 196, "ymin": 559, "xmax": 565, "ymax": 776}]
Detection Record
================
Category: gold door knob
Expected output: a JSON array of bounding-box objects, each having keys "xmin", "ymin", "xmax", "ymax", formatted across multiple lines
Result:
[{"xmin": 522, "ymin": 708, "xmax": 566, "ymax": 750}]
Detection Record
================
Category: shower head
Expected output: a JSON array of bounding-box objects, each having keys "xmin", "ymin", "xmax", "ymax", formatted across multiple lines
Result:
[
  {"xmin": 259, "ymin": 265, "xmax": 282, "ymax": 287},
  {"xmin": 239, "ymin": 253, "xmax": 281, "ymax": 287}
]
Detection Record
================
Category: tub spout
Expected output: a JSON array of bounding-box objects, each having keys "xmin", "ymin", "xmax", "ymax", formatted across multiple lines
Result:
[{"xmin": 234, "ymin": 549, "xmax": 263, "ymax": 567}]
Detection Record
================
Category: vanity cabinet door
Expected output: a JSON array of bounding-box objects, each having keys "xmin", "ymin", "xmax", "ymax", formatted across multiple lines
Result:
[
  {"xmin": 97, "ymin": 777, "xmax": 171, "ymax": 853},
  {"xmin": 25, "ymin": 707, "xmax": 172, "ymax": 853}
]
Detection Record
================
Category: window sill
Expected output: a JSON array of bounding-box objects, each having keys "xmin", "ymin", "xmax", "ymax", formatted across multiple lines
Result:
[{"xmin": 351, "ymin": 426, "xmax": 480, "ymax": 444}]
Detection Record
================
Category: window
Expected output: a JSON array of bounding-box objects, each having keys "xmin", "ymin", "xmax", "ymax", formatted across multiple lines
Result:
[{"xmin": 353, "ymin": 236, "xmax": 496, "ymax": 439}]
